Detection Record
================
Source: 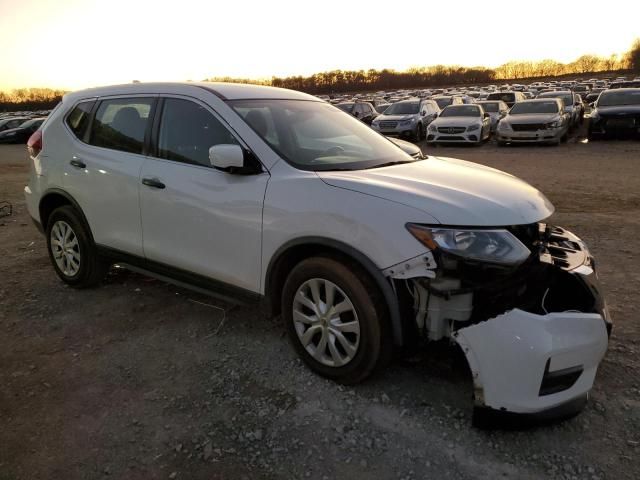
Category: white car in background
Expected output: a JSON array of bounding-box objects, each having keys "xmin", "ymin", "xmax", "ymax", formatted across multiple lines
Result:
[
  {"xmin": 426, "ymin": 104, "xmax": 492, "ymax": 144},
  {"xmin": 24, "ymin": 82, "xmax": 610, "ymax": 426}
]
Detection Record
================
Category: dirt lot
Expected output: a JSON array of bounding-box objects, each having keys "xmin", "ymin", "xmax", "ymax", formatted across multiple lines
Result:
[{"xmin": 1, "ymin": 134, "xmax": 640, "ymax": 480}]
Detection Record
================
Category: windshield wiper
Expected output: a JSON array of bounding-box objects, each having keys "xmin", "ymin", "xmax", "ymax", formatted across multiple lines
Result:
[{"xmin": 365, "ymin": 159, "xmax": 418, "ymax": 169}]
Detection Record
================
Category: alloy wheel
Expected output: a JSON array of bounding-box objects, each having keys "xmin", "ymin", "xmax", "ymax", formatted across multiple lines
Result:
[
  {"xmin": 292, "ymin": 278, "xmax": 360, "ymax": 367},
  {"xmin": 50, "ymin": 220, "xmax": 81, "ymax": 277}
]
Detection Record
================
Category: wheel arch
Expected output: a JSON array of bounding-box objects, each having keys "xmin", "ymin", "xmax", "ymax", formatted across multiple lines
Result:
[
  {"xmin": 264, "ymin": 237, "xmax": 406, "ymax": 347},
  {"xmin": 39, "ymin": 188, "xmax": 93, "ymax": 241}
]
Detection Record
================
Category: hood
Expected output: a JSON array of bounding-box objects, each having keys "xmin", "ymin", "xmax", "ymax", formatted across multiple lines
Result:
[
  {"xmin": 431, "ymin": 116, "xmax": 480, "ymax": 127},
  {"xmin": 317, "ymin": 156, "xmax": 554, "ymax": 226},
  {"xmin": 505, "ymin": 113, "xmax": 559, "ymax": 124},
  {"xmin": 595, "ymin": 105, "xmax": 640, "ymax": 116},
  {"xmin": 376, "ymin": 114, "xmax": 418, "ymax": 122}
]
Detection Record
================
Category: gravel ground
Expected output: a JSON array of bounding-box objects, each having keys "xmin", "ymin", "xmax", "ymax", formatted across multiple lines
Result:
[{"xmin": 1, "ymin": 129, "xmax": 639, "ymax": 480}]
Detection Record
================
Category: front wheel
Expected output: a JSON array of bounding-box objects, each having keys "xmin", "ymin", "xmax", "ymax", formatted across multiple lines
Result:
[
  {"xmin": 281, "ymin": 257, "xmax": 391, "ymax": 385},
  {"xmin": 46, "ymin": 206, "xmax": 110, "ymax": 288}
]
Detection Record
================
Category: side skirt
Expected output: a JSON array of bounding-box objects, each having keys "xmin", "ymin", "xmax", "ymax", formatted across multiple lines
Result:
[{"xmin": 96, "ymin": 245, "xmax": 263, "ymax": 306}]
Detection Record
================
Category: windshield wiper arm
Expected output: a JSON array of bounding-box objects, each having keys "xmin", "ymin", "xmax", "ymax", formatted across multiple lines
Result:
[{"xmin": 365, "ymin": 159, "xmax": 417, "ymax": 169}]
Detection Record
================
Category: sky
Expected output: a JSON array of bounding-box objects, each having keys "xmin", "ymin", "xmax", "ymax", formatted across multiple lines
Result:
[{"xmin": 0, "ymin": 0, "xmax": 638, "ymax": 91}]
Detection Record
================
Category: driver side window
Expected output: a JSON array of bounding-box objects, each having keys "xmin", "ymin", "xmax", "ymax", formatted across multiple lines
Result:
[{"xmin": 157, "ymin": 98, "xmax": 239, "ymax": 168}]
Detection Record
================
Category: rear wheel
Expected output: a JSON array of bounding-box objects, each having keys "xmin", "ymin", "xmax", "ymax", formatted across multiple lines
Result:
[
  {"xmin": 282, "ymin": 256, "xmax": 391, "ymax": 384},
  {"xmin": 46, "ymin": 206, "xmax": 109, "ymax": 288}
]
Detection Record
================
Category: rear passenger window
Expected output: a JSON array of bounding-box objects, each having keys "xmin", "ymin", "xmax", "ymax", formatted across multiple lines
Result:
[
  {"xmin": 90, "ymin": 98, "xmax": 153, "ymax": 154},
  {"xmin": 157, "ymin": 98, "xmax": 240, "ymax": 167},
  {"xmin": 65, "ymin": 100, "xmax": 95, "ymax": 140}
]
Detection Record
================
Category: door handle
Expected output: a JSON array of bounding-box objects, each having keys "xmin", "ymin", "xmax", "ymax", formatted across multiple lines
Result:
[
  {"xmin": 142, "ymin": 177, "xmax": 166, "ymax": 189},
  {"xmin": 70, "ymin": 159, "xmax": 86, "ymax": 168}
]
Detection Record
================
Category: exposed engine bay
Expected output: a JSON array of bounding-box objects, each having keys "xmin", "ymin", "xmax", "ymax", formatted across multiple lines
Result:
[{"xmin": 384, "ymin": 223, "xmax": 611, "ymax": 420}]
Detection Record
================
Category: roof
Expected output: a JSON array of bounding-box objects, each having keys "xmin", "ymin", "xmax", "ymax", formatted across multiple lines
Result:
[{"xmin": 63, "ymin": 82, "xmax": 319, "ymax": 103}]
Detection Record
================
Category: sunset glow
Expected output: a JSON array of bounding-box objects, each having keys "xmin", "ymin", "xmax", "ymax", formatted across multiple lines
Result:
[{"xmin": 0, "ymin": 0, "xmax": 638, "ymax": 91}]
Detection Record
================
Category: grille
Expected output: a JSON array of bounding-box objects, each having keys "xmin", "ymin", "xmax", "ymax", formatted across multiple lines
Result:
[
  {"xmin": 437, "ymin": 126, "xmax": 466, "ymax": 134},
  {"xmin": 511, "ymin": 123, "xmax": 547, "ymax": 131},
  {"xmin": 379, "ymin": 121, "xmax": 398, "ymax": 129},
  {"xmin": 437, "ymin": 136, "xmax": 465, "ymax": 141}
]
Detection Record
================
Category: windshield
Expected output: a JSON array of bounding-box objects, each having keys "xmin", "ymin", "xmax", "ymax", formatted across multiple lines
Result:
[
  {"xmin": 488, "ymin": 93, "xmax": 515, "ymax": 102},
  {"xmin": 479, "ymin": 102, "xmax": 499, "ymax": 112},
  {"xmin": 509, "ymin": 101, "xmax": 559, "ymax": 114},
  {"xmin": 383, "ymin": 102, "xmax": 420, "ymax": 115},
  {"xmin": 440, "ymin": 105, "xmax": 481, "ymax": 117},
  {"xmin": 598, "ymin": 90, "xmax": 640, "ymax": 107},
  {"xmin": 335, "ymin": 103, "xmax": 354, "ymax": 113},
  {"xmin": 433, "ymin": 97, "xmax": 453, "ymax": 109},
  {"xmin": 539, "ymin": 93, "xmax": 571, "ymax": 106},
  {"xmin": 19, "ymin": 119, "xmax": 40, "ymax": 128},
  {"xmin": 230, "ymin": 100, "xmax": 417, "ymax": 171}
]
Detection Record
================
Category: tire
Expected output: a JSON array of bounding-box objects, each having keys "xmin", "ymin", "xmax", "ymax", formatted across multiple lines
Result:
[
  {"xmin": 414, "ymin": 124, "xmax": 423, "ymax": 142},
  {"xmin": 281, "ymin": 256, "xmax": 391, "ymax": 385},
  {"xmin": 46, "ymin": 205, "xmax": 110, "ymax": 288}
]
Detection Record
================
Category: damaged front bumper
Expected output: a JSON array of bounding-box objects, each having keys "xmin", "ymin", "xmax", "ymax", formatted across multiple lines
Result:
[
  {"xmin": 387, "ymin": 223, "xmax": 611, "ymax": 422},
  {"xmin": 454, "ymin": 307, "xmax": 608, "ymax": 417}
]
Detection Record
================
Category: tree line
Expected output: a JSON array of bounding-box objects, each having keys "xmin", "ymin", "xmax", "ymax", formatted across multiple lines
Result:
[
  {"xmin": 0, "ymin": 88, "xmax": 64, "ymax": 112},
  {"xmin": 2, "ymin": 40, "xmax": 639, "ymax": 111}
]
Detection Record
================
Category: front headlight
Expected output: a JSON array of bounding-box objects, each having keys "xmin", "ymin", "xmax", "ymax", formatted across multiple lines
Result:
[
  {"xmin": 406, "ymin": 224, "xmax": 531, "ymax": 265},
  {"xmin": 547, "ymin": 120, "xmax": 561, "ymax": 129},
  {"xmin": 466, "ymin": 124, "xmax": 481, "ymax": 132},
  {"xmin": 428, "ymin": 122, "xmax": 438, "ymax": 131},
  {"xmin": 498, "ymin": 121, "xmax": 511, "ymax": 131},
  {"xmin": 399, "ymin": 117, "xmax": 416, "ymax": 125}
]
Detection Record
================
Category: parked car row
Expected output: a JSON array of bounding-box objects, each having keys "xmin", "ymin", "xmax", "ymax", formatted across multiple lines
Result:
[
  {"xmin": 0, "ymin": 117, "xmax": 47, "ymax": 144},
  {"xmin": 328, "ymin": 80, "xmax": 640, "ymax": 144}
]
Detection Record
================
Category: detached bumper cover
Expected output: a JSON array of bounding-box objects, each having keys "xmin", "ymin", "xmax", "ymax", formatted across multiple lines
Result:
[{"xmin": 454, "ymin": 308, "xmax": 608, "ymax": 415}]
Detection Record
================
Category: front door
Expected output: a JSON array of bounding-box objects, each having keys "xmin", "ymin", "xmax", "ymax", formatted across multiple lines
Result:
[{"xmin": 139, "ymin": 97, "xmax": 269, "ymax": 293}]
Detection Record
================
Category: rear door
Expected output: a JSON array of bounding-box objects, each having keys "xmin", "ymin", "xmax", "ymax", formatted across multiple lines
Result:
[
  {"xmin": 138, "ymin": 96, "xmax": 269, "ymax": 292},
  {"xmin": 62, "ymin": 96, "xmax": 156, "ymax": 256}
]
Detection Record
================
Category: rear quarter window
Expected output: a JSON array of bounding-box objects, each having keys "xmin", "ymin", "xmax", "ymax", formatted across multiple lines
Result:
[{"xmin": 65, "ymin": 100, "xmax": 96, "ymax": 140}]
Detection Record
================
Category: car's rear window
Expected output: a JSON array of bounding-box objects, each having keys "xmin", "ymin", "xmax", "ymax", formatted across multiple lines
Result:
[
  {"xmin": 479, "ymin": 102, "xmax": 499, "ymax": 112},
  {"xmin": 488, "ymin": 93, "xmax": 515, "ymax": 102}
]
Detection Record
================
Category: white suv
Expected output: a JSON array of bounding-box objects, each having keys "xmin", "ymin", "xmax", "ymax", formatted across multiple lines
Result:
[{"xmin": 25, "ymin": 82, "xmax": 610, "ymax": 425}]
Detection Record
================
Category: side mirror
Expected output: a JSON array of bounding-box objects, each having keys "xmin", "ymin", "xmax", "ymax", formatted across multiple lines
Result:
[
  {"xmin": 421, "ymin": 110, "xmax": 427, "ymax": 116},
  {"xmin": 209, "ymin": 144, "xmax": 244, "ymax": 171},
  {"xmin": 354, "ymin": 111, "xmax": 360, "ymax": 117},
  {"xmin": 484, "ymin": 112, "xmax": 490, "ymax": 118}
]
